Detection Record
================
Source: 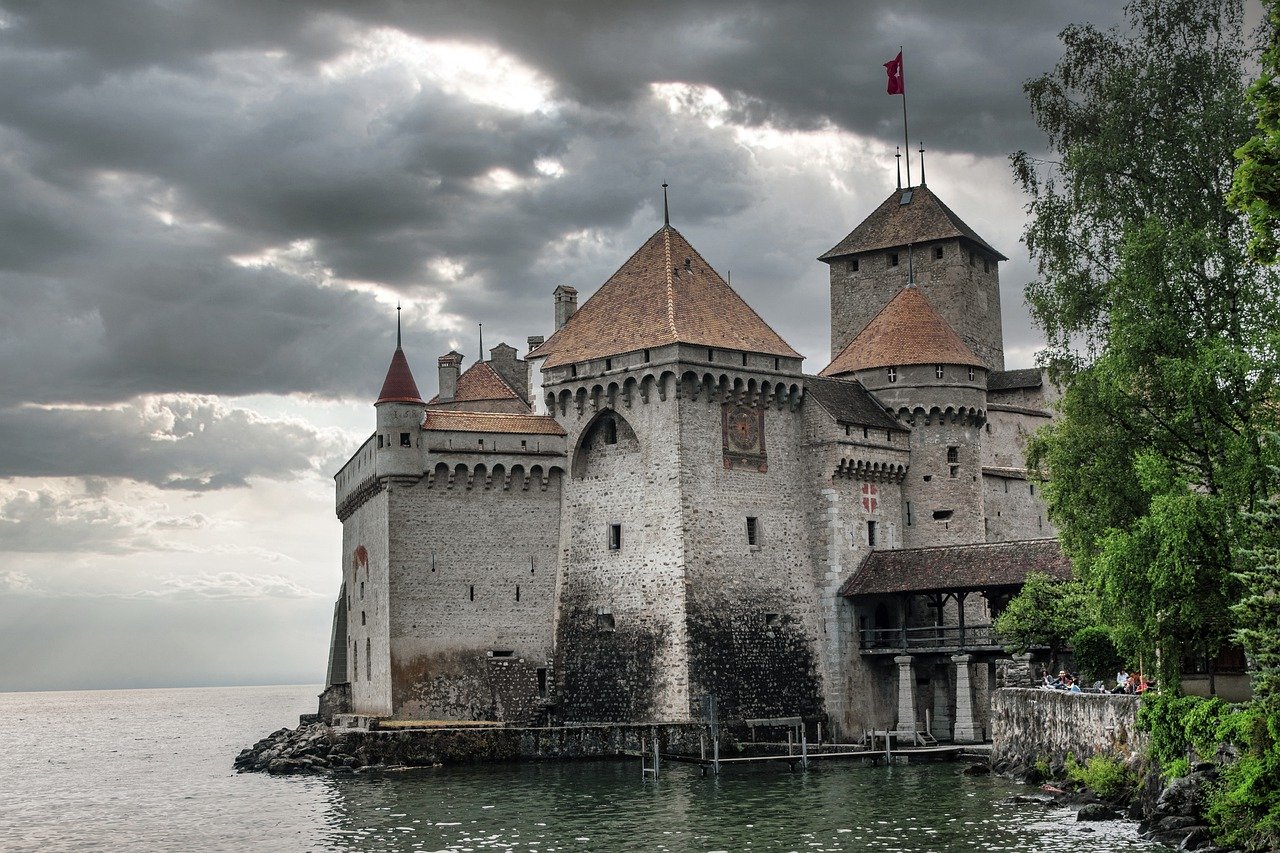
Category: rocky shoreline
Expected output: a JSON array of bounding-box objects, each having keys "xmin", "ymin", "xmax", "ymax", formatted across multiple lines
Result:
[{"xmin": 993, "ymin": 757, "xmax": 1231, "ymax": 851}]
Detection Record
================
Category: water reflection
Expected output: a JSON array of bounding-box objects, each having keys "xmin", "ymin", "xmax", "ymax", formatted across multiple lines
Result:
[{"xmin": 313, "ymin": 760, "xmax": 1157, "ymax": 852}]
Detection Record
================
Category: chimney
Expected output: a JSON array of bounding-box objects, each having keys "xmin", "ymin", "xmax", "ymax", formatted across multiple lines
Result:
[
  {"xmin": 437, "ymin": 350, "xmax": 463, "ymax": 402},
  {"xmin": 554, "ymin": 285, "xmax": 578, "ymax": 330},
  {"xmin": 526, "ymin": 336, "xmax": 545, "ymax": 403}
]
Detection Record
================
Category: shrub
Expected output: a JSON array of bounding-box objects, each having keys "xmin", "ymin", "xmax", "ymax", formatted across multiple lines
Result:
[
  {"xmin": 1163, "ymin": 757, "xmax": 1191, "ymax": 780},
  {"xmin": 1065, "ymin": 753, "xmax": 1134, "ymax": 800}
]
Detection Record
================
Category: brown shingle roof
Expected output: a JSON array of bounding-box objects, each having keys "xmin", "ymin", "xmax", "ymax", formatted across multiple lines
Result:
[
  {"xmin": 376, "ymin": 348, "xmax": 424, "ymax": 405},
  {"xmin": 528, "ymin": 225, "xmax": 801, "ymax": 369},
  {"xmin": 804, "ymin": 376, "xmax": 904, "ymax": 432},
  {"xmin": 839, "ymin": 539, "xmax": 1071, "ymax": 596},
  {"xmin": 819, "ymin": 286, "xmax": 983, "ymax": 376},
  {"xmin": 422, "ymin": 410, "xmax": 566, "ymax": 436},
  {"xmin": 819, "ymin": 185, "xmax": 1007, "ymax": 261},
  {"xmin": 428, "ymin": 361, "xmax": 526, "ymax": 406}
]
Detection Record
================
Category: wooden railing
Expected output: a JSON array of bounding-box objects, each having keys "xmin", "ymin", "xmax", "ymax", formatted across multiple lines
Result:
[{"xmin": 858, "ymin": 624, "xmax": 1000, "ymax": 653}]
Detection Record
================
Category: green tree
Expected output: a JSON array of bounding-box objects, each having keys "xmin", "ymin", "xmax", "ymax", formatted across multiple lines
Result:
[
  {"xmin": 995, "ymin": 571, "xmax": 1093, "ymax": 672},
  {"xmin": 1230, "ymin": 1, "xmax": 1280, "ymax": 262},
  {"xmin": 1070, "ymin": 626, "xmax": 1123, "ymax": 684},
  {"xmin": 1015, "ymin": 0, "xmax": 1280, "ymax": 691}
]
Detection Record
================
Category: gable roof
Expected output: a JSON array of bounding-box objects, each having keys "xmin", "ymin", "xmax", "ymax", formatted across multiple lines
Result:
[
  {"xmin": 839, "ymin": 539, "xmax": 1071, "ymax": 596},
  {"xmin": 428, "ymin": 361, "xmax": 526, "ymax": 407},
  {"xmin": 376, "ymin": 348, "xmax": 424, "ymax": 405},
  {"xmin": 819, "ymin": 184, "xmax": 1006, "ymax": 262},
  {"xmin": 819, "ymin": 285, "xmax": 983, "ymax": 376},
  {"xmin": 988, "ymin": 368, "xmax": 1044, "ymax": 392},
  {"xmin": 528, "ymin": 225, "xmax": 801, "ymax": 369},
  {"xmin": 804, "ymin": 376, "xmax": 904, "ymax": 432},
  {"xmin": 422, "ymin": 410, "xmax": 566, "ymax": 436}
]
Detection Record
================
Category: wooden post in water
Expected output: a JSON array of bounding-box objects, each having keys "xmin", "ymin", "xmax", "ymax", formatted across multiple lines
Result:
[
  {"xmin": 787, "ymin": 729, "xmax": 794, "ymax": 756},
  {"xmin": 801, "ymin": 725, "xmax": 809, "ymax": 770}
]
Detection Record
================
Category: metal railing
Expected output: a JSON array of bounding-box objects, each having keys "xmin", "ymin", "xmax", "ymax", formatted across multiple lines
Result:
[{"xmin": 858, "ymin": 624, "xmax": 1000, "ymax": 653}]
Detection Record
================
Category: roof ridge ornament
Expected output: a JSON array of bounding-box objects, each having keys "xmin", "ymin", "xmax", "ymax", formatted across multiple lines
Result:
[
  {"xmin": 662, "ymin": 182, "xmax": 670, "ymax": 227},
  {"xmin": 396, "ymin": 301, "xmax": 402, "ymax": 349}
]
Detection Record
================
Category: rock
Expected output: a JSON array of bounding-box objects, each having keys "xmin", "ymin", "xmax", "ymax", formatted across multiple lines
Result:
[
  {"xmin": 1151, "ymin": 829, "xmax": 1197, "ymax": 847},
  {"xmin": 1075, "ymin": 804, "xmax": 1120, "ymax": 822},
  {"xmin": 1157, "ymin": 774, "xmax": 1207, "ymax": 819},
  {"xmin": 1158, "ymin": 816, "xmax": 1202, "ymax": 832},
  {"xmin": 1079, "ymin": 827, "xmax": 1095, "ymax": 833},
  {"xmin": 1017, "ymin": 766, "xmax": 1045, "ymax": 786},
  {"xmin": 962, "ymin": 764, "xmax": 991, "ymax": 776},
  {"xmin": 1180, "ymin": 828, "xmax": 1213, "ymax": 851}
]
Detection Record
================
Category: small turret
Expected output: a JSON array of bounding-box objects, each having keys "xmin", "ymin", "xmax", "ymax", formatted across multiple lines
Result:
[{"xmin": 374, "ymin": 308, "xmax": 426, "ymax": 480}]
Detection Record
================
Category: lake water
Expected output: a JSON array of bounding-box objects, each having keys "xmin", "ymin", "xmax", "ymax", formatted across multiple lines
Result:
[{"xmin": 0, "ymin": 684, "xmax": 1159, "ymax": 852}]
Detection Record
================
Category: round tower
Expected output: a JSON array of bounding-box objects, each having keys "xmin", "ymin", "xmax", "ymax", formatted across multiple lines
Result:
[
  {"xmin": 820, "ymin": 285, "xmax": 988, "ymax": 547},
  {"xmin": 374, "ymin": 311, "xmax": 426, "ymax": 481}
]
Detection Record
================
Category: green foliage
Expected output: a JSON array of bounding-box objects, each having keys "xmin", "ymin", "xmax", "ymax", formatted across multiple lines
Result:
[
  {"xmin": 1016, "ymin": 0, "xmax": 1280, "ymax": 692},
  {"xmin": 1034, "ymin": 757, "xmax": 1051, "ymax": 778},
  {"xmin": 1230, "ymin": 1, "xmax": 1280, "ymax": 262},
  {"xmin": 1163, "ymin": 757, "xmax": 1192, "ymax": 780},
  {"xmin": 994, "ymin": 571, "xmax": 1093, "ymax": 666},
  {"xmin": 1066, "ymin": 753, "xmax": 1135, "ymax": 800},
  {"xmin": 1137, "ymin": 692, "xmax": 1207, "ymax": 764},
  {"xmin": 1234, "ymin": 445, "xmax": 1280, "ymax": 703},
  {"xmin": 1070, "ymin": 626, "xmax": 1123, "ymax": 683}
]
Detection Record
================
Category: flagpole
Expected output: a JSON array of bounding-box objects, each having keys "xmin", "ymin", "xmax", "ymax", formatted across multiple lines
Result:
[{"xmin": 900, "ymin": 45, "xmax": 911, "ymax": 188}]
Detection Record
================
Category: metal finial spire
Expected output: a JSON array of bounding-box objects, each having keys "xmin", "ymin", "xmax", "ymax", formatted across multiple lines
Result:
[
  {"xmin": 478, "ymin": 322, "xmax": 483, "ymax": 362},
  {"xmin": 918, "ymin": 141, "xmax": 926, "ymax": 185},
  {"xmin": 895, "ymin": 147, "xmax": 902, "ymax": 190},
  {"xmin": 662, "ymin": 182, "xmax": 670, "ymax": 227},
  {"xmin": 396, "ymin": 302, "xmax": 402, "ymax": 349}
]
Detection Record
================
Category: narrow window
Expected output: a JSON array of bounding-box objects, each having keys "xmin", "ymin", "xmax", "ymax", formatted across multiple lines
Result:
[
  {"xmin": 741, "ymin": 352, "xmax": 748, "ymax": 367},
  {"xmin": 968, "ymin": 366, "xmax": 975, "ymax": 381},
  {"xmin": 886, "ymin": 431, "xmax": 892, "ymax": 442},
  {"xmin": 603, "ymin": 419, "xmax": 617, "ymax": 445},
  {"xmin": 491, "ymin": 649, "xmax": 514, "ymax": 658},
  {"xmin": 935, "ymin": 365, "xmax": 944, "ymax": 379},
  {"xmin": 360, "ymin": 581, "xmax": 364, "ymax": 599},
  {"xmin": 1030, "ymin": 483, "xmax": 1037, "ymax": 496},
  {"xmin": 361, "ymin": 611, "xmax": 366, "ymax": 626},
  {"xmin": 934, "ymin": 246, "xmax": 944, "ymax": 260},
  {"xmin": 764, "ymin": 613, "xmax": 782, "ymax": 628},
  {"xmin": 1038, "ymin": 514, "xmax": 1043, "ymax": 530},
  {"xmin": 377, "ymin": 435, "xmax": 384, "ymax": 449},
  {"xmin": 515, "ymin": 584, "xmax": 521, "ymax": 602},
  {"xmin": 947, "ymin": 446, "xmax": 959, "ymax": 464},
  {"xmin": 352, "ymin": 641, "xmax": 358, "ymax": 681},
  {"xmin": 366, "ymin": 638, "xmax": 371, "ymax": 680},
  {"xmin": 862, "ymin": 426, "xmax": 869, "ymax": 439},
  {"xmin": 605, "ymin": 357, "xmax": 612, "ymax": 370},
  {"xmin": 536, "ymin": 667, "xmax": 548, "ymax": 698},
  {"xmin": 906, "ymin": 501, "xmax": 913, "ymax": 526},
  {"xmin": 867, "ymin": 520, "xmax": 877, "ymax": 547},
  {"xmin": 746, "ymin": 517, "xmax": 760, "ymax": 547},
  {"xmin": 571, "ymin": 364, "xmax": 578, "ymax": 377},
  {"xmin": 478, "ymin": 438, "xmax": 484, "ymax": 448},
  {"xmin": 707, "ymin": 348, "xmax": 715, "ymax": 362},
  {"xmin": 469, "ymin": 584, "xmax": 475, "ymax": 601},
  {"xmin": 608, "ymin": 524, "xmax": 622, "ymax": 550},
  {"xmin": 933, "ymin": 509, "xmax": 954, "ymax": 521},
  {"xmin": 887, "ymin": 366, "xmax": 897, "ymax": 383},
  {"xmin": 643, "ymin": 348, "xmax": 651, "ymax": 363},
  {"xmin": 1004, "ymin": 479, "xmax": 1009, "ymax": 493},
  {"xmin": 845, "ymin": 425, "xmax": 850, "ymax": 436},
  {"xmin": 889, "ymin": 252, "xmax": 899, "ymax": 267},
  {"xmin": 400, "ymin": 432, "xmax": 411, "ymax": 447},
  {"xmin": 596, "ymin": 612, "xmax": 616, "ymax": 632},
  {"xmin": 773, "ymin": 357, "xmax": 780, "ymax": 370},
  {"xmin": 851, "ymin": 257, "xmax": 860, "ymax": 272},
  {"xmin": 521, "ymin": 440, "xmax": 527, "ymax": 449}
]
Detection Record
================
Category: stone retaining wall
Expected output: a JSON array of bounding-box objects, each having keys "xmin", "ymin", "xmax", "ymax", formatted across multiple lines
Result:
[{"xmin": 990, "ymin": 687, "xmax": 1147, "ymax": 771}]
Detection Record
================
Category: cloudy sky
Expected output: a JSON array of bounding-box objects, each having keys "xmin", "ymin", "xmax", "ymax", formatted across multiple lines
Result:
[{"xmin": 0, "ymin": 0, "xmax": 1132, "ymax": 691}]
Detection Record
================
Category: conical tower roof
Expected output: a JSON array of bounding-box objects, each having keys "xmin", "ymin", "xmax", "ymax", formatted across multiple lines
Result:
[
  {"xmin": 376, "ymin": 347, "xmax": 424, "ymax": 404},
  {"xmin": 819, "ymin": 184, "xmax": 1006, "ymax": 261},
  {"xmin": 529, "ymin": 225, "xmax": 800, "ymax": 369},
  {"xmin": 820, "ymin": 285, "xmax": 983, "ymax": 376}
]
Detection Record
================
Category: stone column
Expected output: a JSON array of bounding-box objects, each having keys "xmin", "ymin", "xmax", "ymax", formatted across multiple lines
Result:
[
  {"xmin": 952, "ymin": 653, "xmax": 980, "ymax": 743},
  {"xmin": 894, "ymin": 655, "xmax": 917, "ymax": 736}
]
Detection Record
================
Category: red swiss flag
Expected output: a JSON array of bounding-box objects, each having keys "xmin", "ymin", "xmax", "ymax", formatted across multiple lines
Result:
[{"xmin": 884, "ymin": 52, "xmax": 904, "ymax": 95}]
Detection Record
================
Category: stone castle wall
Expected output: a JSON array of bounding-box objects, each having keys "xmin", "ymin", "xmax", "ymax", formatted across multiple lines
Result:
[
  {"xmin": 385, "ymin": 459, "xmax": 562, "ymax": 722},
  {"xmin": 991, "ymin": 687, "xmax": 1148, "ymax": 770},
  {"xmin": 344, "ymin": 490, "xmax": 392, "ymax": 716}
]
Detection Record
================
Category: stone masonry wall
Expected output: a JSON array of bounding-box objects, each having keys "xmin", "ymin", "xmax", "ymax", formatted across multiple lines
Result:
[
  {"xmin": 828, "ymin": 238, "xmax": 1004, "ymax": 371},
  {"xmin": 554, "ymin": 383, "xmax": 691, "ymax": 722},
  {"xmin": 386, "ymin": 461, "xmax": 562, "ymax": 722},
  {"xmin": 677, "ymin": 386, "xmax": 826, "ymax": 724},
  {"xmin": 991, "ymin": 687, "xmax": 1148, "ymax": 771},
  {"xmin": 343, "ymin": 490, "xmax": 393, "ymax": 716}
]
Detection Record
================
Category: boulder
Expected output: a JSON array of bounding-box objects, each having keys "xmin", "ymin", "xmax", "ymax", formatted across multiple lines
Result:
[
  {"xmin": 1075, "ymin": 804, "xmax": 1120, "ymax": 822},
  {"xmin": 1157, "ymin": 774, "xmax": 1207, "ymax": 819},
  {"xmin": 961, "ymin": 764, "xmax": 991, "ymax": 776},
  {"xmin": 1179, "ymin": 827, "xmax": 1213, "ymax": 851}
]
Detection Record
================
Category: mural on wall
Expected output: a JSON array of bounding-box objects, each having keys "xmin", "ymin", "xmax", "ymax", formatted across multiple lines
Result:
[{"xmin": 721, "ymin": 402, "xmax": 767, "ymax": 472}]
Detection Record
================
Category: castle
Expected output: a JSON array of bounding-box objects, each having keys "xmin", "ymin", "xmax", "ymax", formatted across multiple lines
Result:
[{"xmin": 323, "ymin": 181, "xmax": 1070, "ymax": 742}]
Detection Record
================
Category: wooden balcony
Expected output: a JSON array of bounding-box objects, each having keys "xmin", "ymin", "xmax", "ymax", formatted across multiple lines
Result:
[{"xmin": 858, "ymin": 624, "xmax": 1002, "ymax": 655}]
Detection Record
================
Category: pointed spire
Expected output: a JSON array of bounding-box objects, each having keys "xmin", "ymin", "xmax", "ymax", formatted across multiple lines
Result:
[
  {"xmin": 895, "ymin": 147, "xmax": 902, "ymax": 190},
  {"xmin": 918, "ymin": 141, "xmax": 926, "ymax": 186},
  {"xmin": 377, "ymin": 304, "xmax": 424, "ymax": 405},
  {"xmin": 662, "ymin": 182, "xmax": 670, "ymax": 227},
  {"xmin": 396, "ymin": 301, "xmax": 402, "ymax": 349},
  {"xmin": 478, "ymin": 322, "xmax": 483, "ymax": 362}
]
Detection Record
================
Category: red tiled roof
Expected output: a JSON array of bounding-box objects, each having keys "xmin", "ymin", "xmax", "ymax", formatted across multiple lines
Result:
[
  {"xmin": 819, "ymin": 185, "xmax": 1007, "ymax": 261},
  {"xmin": 528, "ymin": 225, "xmax": 801, "ymax": 368},
  {"xmin": 428, "ymin": 361, "xmax": 525, "ymax": 406},
  {"xmin": 839, "ymin": 539, "xmax": 1071, "ymax": 596},
  {"xmin": 376, "ymin": 348, "xmax": 424, "ymax": 405},
  {"xmin": 819, "ymin": 286, "xmax": 983, "ymax": 376},
  {"xmin": 422, "ymin": 410, "xmax": 566, "ymax": 436}
]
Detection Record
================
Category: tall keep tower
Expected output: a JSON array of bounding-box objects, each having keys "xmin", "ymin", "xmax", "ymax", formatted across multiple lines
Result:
[{"xmin": 820, "ymin": 185, "xmax": 1007, "ymax": 371}]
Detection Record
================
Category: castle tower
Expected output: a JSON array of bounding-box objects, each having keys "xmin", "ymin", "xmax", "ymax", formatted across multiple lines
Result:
[
  {"xmin": 820, "ymin": 185, "xmax": 1007, "ymax": 371},
  {"xmin": 821, "ymin": 285, "xmax": 988, "ymax": 548},
  {"xmin": 529, "ymin": 218, "xmax": 824, "ymax": 724},
  {"xmin": 374, "ymin": 314, "xmax": 427, "ymax": 481}
]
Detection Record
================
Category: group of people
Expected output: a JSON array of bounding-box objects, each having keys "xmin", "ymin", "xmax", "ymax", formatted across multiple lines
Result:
[{"xmin": 1039, "ymin": 669, "xmax": 1153, "ymax": 694}]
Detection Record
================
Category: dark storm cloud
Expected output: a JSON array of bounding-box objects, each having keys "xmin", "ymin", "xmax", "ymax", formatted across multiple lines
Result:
[{"xmin": 0, "ymin": 0, "xmax": 1124, "ymax": 488}]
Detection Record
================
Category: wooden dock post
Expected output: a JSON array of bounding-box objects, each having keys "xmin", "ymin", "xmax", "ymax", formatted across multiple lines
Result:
[{"xmin": 801, "ymin": 726, "xmax": 809, "ymax": 770}]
